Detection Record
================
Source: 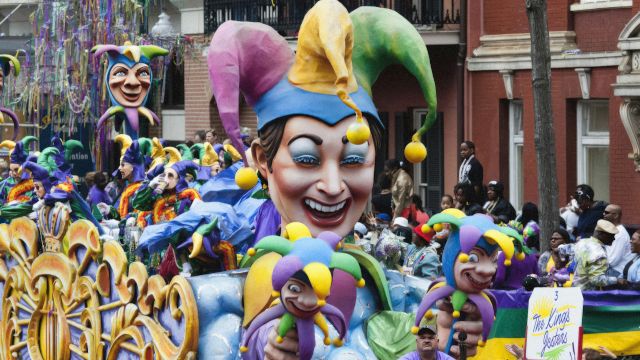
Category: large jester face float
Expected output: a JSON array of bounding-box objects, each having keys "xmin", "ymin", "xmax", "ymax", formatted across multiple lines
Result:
[
  {"xmin": 208, "ymin": 0, "xmax": 438, "ymax": 237},
  {"xmin": 92, "ymin": 42, "xmax": 168, "ymax": 135}
]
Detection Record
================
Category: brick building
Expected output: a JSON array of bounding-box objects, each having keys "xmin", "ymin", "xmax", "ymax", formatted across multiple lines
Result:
[{"xmin": 466, "ymin": 0, "xmax": 640, "ymax": 221}]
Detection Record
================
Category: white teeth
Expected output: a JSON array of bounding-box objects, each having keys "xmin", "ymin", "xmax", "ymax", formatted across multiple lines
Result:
[{"xmin": 304, "ymin": 199, "xmax": 346, "ymax": 213}]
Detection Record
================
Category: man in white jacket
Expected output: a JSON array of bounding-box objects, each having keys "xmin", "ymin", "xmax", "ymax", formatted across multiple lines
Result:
[{"xmin": 603, "ymin": 204, "xmax": 634, "ymax": 275}]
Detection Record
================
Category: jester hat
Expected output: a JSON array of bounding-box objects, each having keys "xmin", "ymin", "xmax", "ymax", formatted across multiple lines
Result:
[
  {"xmin": 92, "ymin": 42, "xmax": 169, "ymax": 133},
  {"xmin": 50, "ymin": 133, "xmax": 84, "ymax": 177},
  {"xmin": 169, "ymin": 160, "xmax": 199, "ymax": 193},
  {"xmin": 0, "ymin": 54, "xmax": 21, "ymax": 140},
  {"xmin": 176, "ymin": 143, "xmax": 194, "ymax": 161},
  {"xmin": 207, "ymin": 0, "xmax": 438, "ymax": 186},
  {"xmin": 191, "ymin": 142, "xmax": 219, "ymax": 181},
  {"xmin": 112, "ymin": 139, "xmax": 146, "ymax": 183},
  {"xmin": 0, "ymin": 136, "xmax": 38, "ymax": 165},
  {"xmin": 21, "ymin": 161, "xmax": 54, "ymax": 194}
]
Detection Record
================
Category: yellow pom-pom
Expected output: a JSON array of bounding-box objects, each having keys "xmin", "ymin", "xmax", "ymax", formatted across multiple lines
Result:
[
  {"xmin": 504, "ymin": 259, "xmax": 512, "ymax": 266},
  {"xmin": 247, "ymin": 248, "xmax": 256, "ymax": 256},
  {"xmin": 411, "ymin": 326, "xmax": 420, "ymax": 334},
  {"xmin": 276, "ymin": 336, "xmax": 284, "ymax": 343},
  {"xmin": 240, "ymin": 346, "xmax": 248, "ymax": 353},
  {"xmin": 346, "ymin": 122, "xmax": 371, "ymax": 145},
  {"xmin": 458, "ymin": 253, "xmax": 469, "ymax": 263},
  {"xmin": 235, "ymin": 167, "xmax": 258, "ymax": 190},
  {"xmin": 317, "ymin": 299, "xmax": 327, "ymax": 307},
  {"xmin": 516, "ymin": 252, "xmax": 526, "ymax": 261},
  {"xmin": 478, "ymin": 339, "xmax": 486, "ymax": 347},
  {"xmin": 333, "ymin": 338, "xmax": 344, "ymax": 347},
  {"xmin": 356, "ymin": 278, "xmax": 366, "ymax": 288},
  {"xmin": 452, "ymin": 310, "xmax": 461, "ymax": 318},
  {"xmin": 433, "ymin": 223, "xmax": 443, "ymax": 232},
  {"xmin": 425, "ymin": 309, "xmax": 434, "ymax": 320},
  {"xmin": 271, "ymin": 290, "xmax": 280, "ymax": 298},
  {"xmin": 421, "ymin": 224, "xmax": 432, "ymax": 234},
  {"xmin": 324, "ymin": 337, "xmax": 331, "ymax": 345},
  {"xmin": 404, "ymin": 141, "xmax": 427, "ymax": 164}
]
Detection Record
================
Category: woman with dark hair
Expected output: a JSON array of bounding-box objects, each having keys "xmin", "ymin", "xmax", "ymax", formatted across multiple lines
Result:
[
  {"xmin": 538, "ymin": 227, "xmax": 572, "ymax": 277},
  {"xmin": 371, "ymin": 171, "xmax": 393, "ymax": 217},
  {"xmin": 458, "ymin": 140, "xmax": 484, "ymax": 201},
  {"xmin": 453, "ymin": 182, "xmax": 477, "ymax": 215},
  {"xmin": 482, "ymin": 180, "xmax": 516, "ymax": 223}
]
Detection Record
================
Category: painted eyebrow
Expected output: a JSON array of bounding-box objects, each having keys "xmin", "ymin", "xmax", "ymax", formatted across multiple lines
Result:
[{"xmin": 288, "ymin": 134, "xmax": 323, "ymax": 146}]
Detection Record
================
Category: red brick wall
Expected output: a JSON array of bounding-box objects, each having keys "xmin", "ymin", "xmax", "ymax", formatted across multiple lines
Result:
[
  {"xmin": 483, "ymin": 0, "xmax": 572, "ymax": 35},
  {"xmin": 573, "ymin": 8, "xmax": 631, "ymax": 52}
]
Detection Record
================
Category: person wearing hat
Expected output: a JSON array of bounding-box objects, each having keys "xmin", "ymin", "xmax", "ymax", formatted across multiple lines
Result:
[
  {"xmin": 132, "ymin": 160, "xmax": 201, "ymax": 227},
  {"xmin": 482, "ymin": 180, "xmax": 516, "ymax": 223},
  {"xmin": 402, "ymin": 223, "xmax": 441, "ymax": 279},
  {"xmin": 400, "ymin": 321, "xmax": 454, "ymax": 360},
  {"xmin": 0, "ymin": 136, "xmax": 38, "ymax": 205},
  {"xmin": 572, "ymin": 219, "xmax": 627, "ymax": 290}
]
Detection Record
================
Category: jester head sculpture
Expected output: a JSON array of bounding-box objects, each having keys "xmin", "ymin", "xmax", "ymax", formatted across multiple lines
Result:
[
  {"xmin": 412, "ymin": 210, "xmax": 518, "ymax": 349},
  {"xmin": 208, "ymin": 0, "xmax": 438, "ymax": 237},
  {"xmin": 0, "ymin": 54, "xmax": 21, "ymax": 140},
  {"xmin": 92, "ymin": 42, "xmax": 169, "ymax": 136},
  {"xmin": 240, "ymin": 222, "xmax": 364, "ymax": 359}
]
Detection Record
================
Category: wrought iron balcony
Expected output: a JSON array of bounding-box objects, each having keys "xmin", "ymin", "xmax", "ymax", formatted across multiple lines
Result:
[{"xmin": 204, "ymin": 0, "xmax": 460, "ymax": 35}]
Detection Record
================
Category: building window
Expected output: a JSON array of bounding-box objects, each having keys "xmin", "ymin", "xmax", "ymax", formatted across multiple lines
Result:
[
  {"xmin": 570, "ymin": 0, "xmax": 632, "ymax": 12},
  {"xmin": 509, "ymin": 100, "xmax": 524, "ymax": 211},
  {"xmin": 577, "ymin": 100, "xmax": 609, "ymax": 202}
]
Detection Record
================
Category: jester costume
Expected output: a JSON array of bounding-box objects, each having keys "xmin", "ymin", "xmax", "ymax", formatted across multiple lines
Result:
[
  {"xmin": 107, "ymin": 136, "xmax": 147, "ymax": 221},
  {"xmin": 132, "ymin": 160, "xmax": 201, "ymax": 227},
  {"xmin": 0, "ymin": 136, "xmax": 38, "ymax": 207}
]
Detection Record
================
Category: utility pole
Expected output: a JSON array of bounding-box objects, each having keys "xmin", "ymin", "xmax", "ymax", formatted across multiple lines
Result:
[{"xmin": 525, "ymin": 0, "xmax": 558, "ymax": 252}]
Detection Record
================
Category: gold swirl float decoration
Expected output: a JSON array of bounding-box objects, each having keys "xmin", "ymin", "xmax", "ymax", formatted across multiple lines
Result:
[{"xmin": 0, "ymin": 215, "xmax": 199, "ymax": 360}]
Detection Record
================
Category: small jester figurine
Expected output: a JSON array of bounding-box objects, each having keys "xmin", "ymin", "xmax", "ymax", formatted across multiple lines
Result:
[
  {"xmin": 240, "ymin": 222, "xmax": 365, "ymax": 360},
  {"xmin": 91, "ymin": 41, "xmax": 169, "ymax": 137},
  {"xmin": 0, "ymin": 136, "xmax": 38, "ymax": 205},
  {"xmin": 0, "ymin": 53, "xmax": 21, "ymax": 140},
  {"xmin": 412, "ymin": 210, "xmax": 519, "ymax": 352}
]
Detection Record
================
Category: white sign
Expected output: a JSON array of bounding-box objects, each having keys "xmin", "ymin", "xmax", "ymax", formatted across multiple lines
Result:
[{"xmin": 525, "ymin": 287, "xmax": 583, "ymax": 360}]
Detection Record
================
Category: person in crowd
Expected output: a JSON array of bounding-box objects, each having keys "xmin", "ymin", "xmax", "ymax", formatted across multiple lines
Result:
[
  {"xmin": 505, "ymin": 345, "xmax": 616, "ymax": 360},
  {"xmin": 402, "ymin": 194, "xmax": 430, "ymax": 225},
  {"xmin": 574, "ymin": 184, "xmax": 607, "ymax": 240},
  {"xmin": 401, "ymin": 223, "xmax": 440, "ymax": 279},
  {"xmin": 458, "ymin": 140, "xmax": 483, "ymax": 202},
  {"xmin": 519, "ymin": 202, "xmax": 539, "ymax": 228},
  {"xmin": 104, "ymin": 175, "xmax": 125, "ymax": 205},
  {"xmin": 386, "ymin": 159, "xmax": 413, "ymax": 219},
  {"xmin": 453, "ymin": 182, "xmax": 477, "ymax": 215},
  {"xmin": 573, "ymin": 219, "xmax": 627, "ymax": 290},
  {"xmin": 483, "ymin": 180, "xmax": 516, "ymax": 223},
  {"xmin": 538, "ymin": 227, "xmax": 572, "ymax": 276},
  {"xmin": 392, "ymin": 216, "xmax": 413, "ymax": 244},
  {"xmin": 354, "ymin": 222, "xmax": 368, "ymax": 241},
  {"xmin": 440, "ymin": 194, "xmax": 454, "ymax": 211},
  {"xmin": 399, "ymin": 321, "xmax": 454, "ymax": 360},
  {"xmin": 87, "ymin": 171, "xmax": 112, "ymax": 208},
  {"xmin": 371, "ymin": 171, "xmax": 393, "ymax": 216},
  {"xmin": 0, "ymin": 158, "xmax": 8, "ymax": 180},
  {"xmin": 620, "ymin": 229, "xmax": 640, "ymax": 289},
  {"xmin": 602, "ymin": 204, "xmax": 634, "ymax": 276},
  {"xmin": 560, "ymin": 197, "xmax": 580, "ymax": 236},
  {"xmin": 205, "ymin": 129, "xmax": 218, "ymax": 145},
  {"xmin": 193, "ymin": 130, "xmax": 206, "ymax": 144}
]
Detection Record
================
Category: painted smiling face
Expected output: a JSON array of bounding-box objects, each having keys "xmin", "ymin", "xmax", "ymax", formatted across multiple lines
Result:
[
  {"xmin": 108, "ymin": 63, "xmax": 151, "ymax": 108},
  {"xmin": 256, "ymin": 115, "xmax": 375, "ymax": 237},
  {"xmin": 280, "ymin": 277, "xmax": 321, "ymax": 319},
  {"xmin": 453, "ymin": 246, "xmax": 498, "ymax": 293}
]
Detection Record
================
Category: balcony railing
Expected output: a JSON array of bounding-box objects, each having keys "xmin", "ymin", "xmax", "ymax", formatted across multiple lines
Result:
[{"xmin": 204, "ymin": 0, "xmax": 460, "ymax": 35}]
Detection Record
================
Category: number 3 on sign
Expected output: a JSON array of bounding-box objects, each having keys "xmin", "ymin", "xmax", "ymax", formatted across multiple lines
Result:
[{"xmin": 554, "ymin": 291, "xmax": 558, "ymax": 301}]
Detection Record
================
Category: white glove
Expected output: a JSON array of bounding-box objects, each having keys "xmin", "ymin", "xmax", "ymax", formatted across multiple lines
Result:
[
  {"xmin": 125, "ymin": 216, "xmax": 137, "ymax": 227},
  {"xmin": 96, "ymin": 202, "xmax": 110, "ymax": 217},
  {"xmin": 32, "ymin": 199, "xmax": 45, "ymax": 211},
  {"xmin": 149, "ymin": 174, "xmax": 164, "ymax": 189}
]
